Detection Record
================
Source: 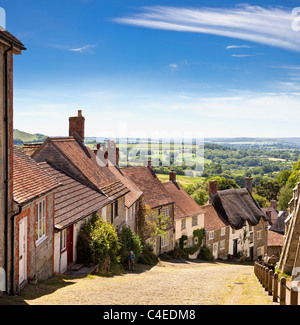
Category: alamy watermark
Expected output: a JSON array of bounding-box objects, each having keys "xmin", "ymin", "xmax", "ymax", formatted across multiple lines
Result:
[
  {"xmin": 291, "ymin": 267, "xmax": 300, "ymax": 291},
  {"xmin": 292, "ymin": 7, "xmax": 300, "ymax": 31},
  {"xmin": 0, "ymin": 7, "xmax": 6, "ymax": 31},
  {"xmin": 95, "ymin": 124, "xmax": 204, "ymax": 177}
]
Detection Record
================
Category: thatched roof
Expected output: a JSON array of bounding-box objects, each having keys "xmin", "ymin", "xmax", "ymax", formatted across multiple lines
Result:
[{"xmin": 212, "ymin": 188, "xmax": 269, "ymax": 230}]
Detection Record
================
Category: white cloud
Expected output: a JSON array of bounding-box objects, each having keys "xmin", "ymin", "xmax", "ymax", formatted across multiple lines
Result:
[
  {"xmin": 169, "ymin": 63, "xmax": 179, "ymax": 71},
  {"xmin": 114, "ymin": 5, "xmax": 300, "ymax": 52},
  {"xmin": 231, "ymin": 54, "xmax": 253, "ymax": 57},
  {"xmin": 69, "ymin": 44, "xmax": 96, "ymax": 54},
  {"xmin": 226, "ymin": 45, "xmax": 253, "ymax": 49}
]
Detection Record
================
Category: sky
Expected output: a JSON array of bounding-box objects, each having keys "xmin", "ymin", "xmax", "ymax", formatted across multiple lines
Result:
[{"xmin": 2, "ymin": 0, "xmax": 300, "ymax": 139}]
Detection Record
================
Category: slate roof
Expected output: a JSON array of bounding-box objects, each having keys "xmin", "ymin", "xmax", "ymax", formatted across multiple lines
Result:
[
  {"xmin": 13, "ymin": 146, "xmax": 61, "ymax": 205},
  {"xmin": 202, "ymin": 204, "xmax": 229, "ymax": 231},
  {"xmin": 121, "ymin": 166, "xmax": 174, "ymax": 209},
  {"xmin": 162, "ymin": 181, "xmax": 203, "ymax": 220},
  {"xmin": 212, "ymin": 188, "xmax": 269, "ymax": 230},
  {"xmin": 108, "ymin": 165, "xmax": 143, "ymax": 208},
  {"xmin": 33, "ymin": 137, "xmax": 129, "ymax": 200},
  {"xmin": 40, "ymin": 162, "xmax": 111, "ymax": 230},
  {"xmin": 269, "ymin": 210, "xmax": 287, "ymax": 235}
]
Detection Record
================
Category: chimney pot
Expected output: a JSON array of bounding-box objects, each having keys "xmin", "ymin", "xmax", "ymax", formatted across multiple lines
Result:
[
  {"xmin": 69, "ymin": 110, "xmax": 85, "ymax": 143},
  {"xmin": 270, "ymin": 200, "xmax": 277, "ymax": 211},
  {"xmin": 169, "ymin": 171, "xmax": 176, "ymax": 182},
  {"xmin": 209, "ymin": 180, "xmax": 218, "ymax": 196},
  {"xmin": 244, "ymin": 176, "xmax": 253, "ymax": 194}
]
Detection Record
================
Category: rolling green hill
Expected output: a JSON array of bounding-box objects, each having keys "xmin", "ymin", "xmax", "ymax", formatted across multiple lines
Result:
[{"xmin": 13, "ymin": 129, "xmax": 48, "ymax": 145}]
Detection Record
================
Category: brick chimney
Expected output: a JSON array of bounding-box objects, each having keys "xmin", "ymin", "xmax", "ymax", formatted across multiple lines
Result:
[
  {"xmin": 169, "ymin": 171, "xmax": 176, "ymax": 182},
  {"xmin": 244, "ymin": 176, "xmax": 253, "ymax": 194},
  {"xmin": 69, "ymin": 110, "xmax": 85, "ymax": 142},
  {"xmin": 209, "ymin": 180, "xmax": 218, "ymax": 203},
  {"xmin": 270, "ymin": 200, "xmax": 277, "ymax": 211},
  {"xmin": 144, "ymin": 160, "xmax": 152, "ymax": 169}
]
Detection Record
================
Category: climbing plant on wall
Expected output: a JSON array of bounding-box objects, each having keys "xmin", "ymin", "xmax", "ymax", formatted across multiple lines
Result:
[{"xmin": 179, "ymin": 228, "xmax": 206, "ymax": 256}]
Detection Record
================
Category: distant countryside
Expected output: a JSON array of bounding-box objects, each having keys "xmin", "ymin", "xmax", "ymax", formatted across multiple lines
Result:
[{"xmin": 14, "ymin": 129, "xmax": 300, "ymax": 212}]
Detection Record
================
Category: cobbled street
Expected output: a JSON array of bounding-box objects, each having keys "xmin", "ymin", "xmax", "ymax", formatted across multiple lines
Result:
[{"xmin": 0, "ymin": 261, "xmax": 276, "ymax": 305}]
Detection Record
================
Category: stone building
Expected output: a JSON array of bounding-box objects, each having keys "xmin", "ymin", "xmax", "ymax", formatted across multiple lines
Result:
[
  {"xmin": 162, "ymin": 171, "xmax": 204, "ymax": 258},
  {"xmin": 0, "ymin": 31, "xmax": 25, "ymax": 294},
  {"xmin": 203, "ymin": 179, "xmax": 269, "ymax": 260},
  {"xmin": 278, "ymin": 182, "xmax": 300, "ymax": 276},
  {"xmin": 121, "ymin": 163, "xmax": 175, "ymax": 255},
  {"xmin": 31, "ymin": 111, "xmax": 130, "ymax": 268},
  {"xmin": 12, "ymin": 147, "xmax": 60, "ymax": 292}
]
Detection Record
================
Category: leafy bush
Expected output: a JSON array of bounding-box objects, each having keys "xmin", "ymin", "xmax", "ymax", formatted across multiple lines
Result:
[
  {"xmin": 139, "ymin": 240, "xmax": 158, "ymax": 265},
  {"xmin": 118, "ymin": 226, "xmax": 142, "ymax": 265},
  {"xmin": 76, "ymin": 215, "xmax": 120, "ymax": 268},
  {"xmin": 198, "ymin": 245, "xmax": 214, "ymax": 261}
]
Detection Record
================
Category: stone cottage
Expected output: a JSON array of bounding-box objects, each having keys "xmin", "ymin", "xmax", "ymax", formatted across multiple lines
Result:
[
  {"xmin": 162, "ymin": 171, "xmax": 204, "ymax": 258},
  {"xmin": 12, "ymin": 147, "xmax": 60, "ymax": 292},
  {"xmin": 121, "ymin": 162, "xmax": 175, "ymax": 255}
]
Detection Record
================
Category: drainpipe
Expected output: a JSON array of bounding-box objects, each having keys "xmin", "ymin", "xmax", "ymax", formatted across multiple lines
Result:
[
  {"xmin": 10, "ymin": 203, "xmax": 22, "ymax": 295},
  {"xmin": 3, "ymin": 42, "xmax": 13, "ymax": 295}
]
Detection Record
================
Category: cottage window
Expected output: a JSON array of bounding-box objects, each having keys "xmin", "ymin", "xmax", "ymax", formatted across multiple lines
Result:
[
  {"xmin": 162, "ymin": 206, "xmax": 169, "ymax": 217},
  {"xmin": 209, "ymin": 231, "xmax": 214, "ymax": 240},
  {"xmin": 257, "ymin": 230, "xmax": 262, "ymax": 240},
  {"xmin": 192, "ymin": 216, "xmax": 198, "ymax": 227},
  {"xmin": 36, "ymin": 198, "xmax": 46, "ymax": 244},
  {"xmin": 161, "ymin": 235, "xmax": 169, "ymax": 248},
  {"xmin": 181, "ymin": 219, "xmax": 186, "ymax": 230},
  {"xmin": 60, "ymin": 229, "xmax": 67, "ymax": 252},
  {"xmin": 221, "ymin": 227, "xmax": 226, "ymax": 236}
]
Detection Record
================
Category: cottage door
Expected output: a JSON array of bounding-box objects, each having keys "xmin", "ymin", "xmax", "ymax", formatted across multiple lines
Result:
[
  {"xmin": 19, "ymin": 218, "xmax": 27, "ymax": 285},
  {"xmin": 66, "ymin": 225, "xmax": 73, "ymax": 265},
  {"xmin": 213, "ymin": 242, "xmax": 218, "ymax": 259}
]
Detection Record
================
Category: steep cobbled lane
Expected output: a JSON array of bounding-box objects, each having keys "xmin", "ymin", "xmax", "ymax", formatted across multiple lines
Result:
[{"xmin": 4, "ymin": 261, "xmax": 275, "ymax": 305}]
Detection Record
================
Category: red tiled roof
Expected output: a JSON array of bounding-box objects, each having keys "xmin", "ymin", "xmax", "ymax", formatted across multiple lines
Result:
[
  {"xmin": 108, "ymin": 165, "xmax": 143, "ymax": 208},
  {"xmin": 13, "ymin": 146, "xmax": 60, "ymax": 205},
  {"xmin": 268, "ymin": 229, "xmax": 284, "ymax": 246},
  {"xmin": 121, "ymin": 166, "xmax": 174, "ymax": 209},
  {"xmin": 33, "ymin": 137, "xmax": 129, "ymax": 200},
  {"xmin": 40, "ymin": 162, "xmax": 111, "ymax": 230},
  {"xmin": 162, "ymin": 181, "xmax": 203, "ymax": 220},
  {"xmin": 202, "ymin": 204, "xmax": 229, "ymax": 231},
  {"xmin": 262, "ymin": 207, "xmax": 278, "ymax": 225}
]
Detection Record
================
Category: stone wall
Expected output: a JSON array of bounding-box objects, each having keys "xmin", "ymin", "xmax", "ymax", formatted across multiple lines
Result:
[{"xmin": 14, "ymin": 193, "xmax": 55, "ymax": 291}]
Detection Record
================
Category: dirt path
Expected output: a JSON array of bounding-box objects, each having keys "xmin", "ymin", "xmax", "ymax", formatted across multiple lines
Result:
[{"xmin": 1, "ymin": 261, "xmax": 275, "ymax": 305}]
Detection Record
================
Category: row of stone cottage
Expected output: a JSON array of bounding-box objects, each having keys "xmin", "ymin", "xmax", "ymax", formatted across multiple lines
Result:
[
  {"xmin": 0, "ymin": 30, "xmax": 282, "ymax": 295},
  {"xmin": 11, "ymin": 109, "xmax": 277, "ymax": 293}
]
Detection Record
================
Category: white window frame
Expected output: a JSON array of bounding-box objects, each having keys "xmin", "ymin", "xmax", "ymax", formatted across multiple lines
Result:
[
  {"xmin": 209, "ymin": 231, "xmax": 214, "ymax": 240},
  {"xmin": 60, "ymin": 229, "xmax": 67, "ymax": 252},
  {"xmin": 257, "ymin": 230, "xmax": 262, "ymax": 240},
  {"xmin": 162, "ymin": 206, "xmax": 169, "ymax": 217},
  {"xmin": 221, "ymin": 227, "xmax": 226, "ymax": 236},
  {"xmin": 161, "ymin": 234, "xmax": 169, "ymax": 248},
  {"xmin": 192, "ymin": 216, "xmax": 198, "ymax": 227},
  {"xmin": 181, "ymin": 219, "xmax": 186, "ymax": 230},
  {"xmin": 36, "ymin": 198, "xmax": 46, "ymax": 245}
]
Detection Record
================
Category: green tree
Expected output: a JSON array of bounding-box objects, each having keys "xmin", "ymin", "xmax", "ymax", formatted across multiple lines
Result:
[
  {"xmin": 276, "ymin": 170, "xmax": 292, "ymax": 187},
  {"xmin": 277, "ymin": 185, "xmax": 293, "ymax": 211},
  {"xmin": 118, "ymin": 226, "xmax": 142, "ymax": 265},
  {"xmin": 255, "ymin": 178, "xmax": 281, "ymax": 201}
]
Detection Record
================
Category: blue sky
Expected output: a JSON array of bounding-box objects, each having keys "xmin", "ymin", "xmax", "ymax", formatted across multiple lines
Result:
[{"xmin": 3, "ymin": 0, "xmax": 300, "ymax": 138}]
